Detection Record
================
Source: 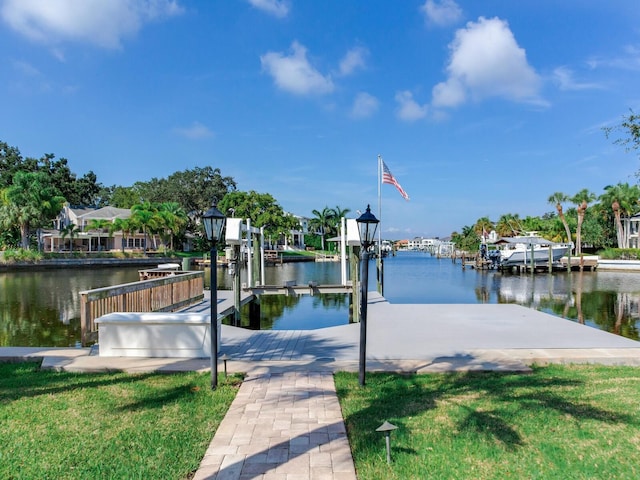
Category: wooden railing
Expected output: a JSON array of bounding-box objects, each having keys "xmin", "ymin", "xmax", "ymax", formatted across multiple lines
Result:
[{"xmin": 79, "ymin": 271, "xmax": 205, "ymax": 345}]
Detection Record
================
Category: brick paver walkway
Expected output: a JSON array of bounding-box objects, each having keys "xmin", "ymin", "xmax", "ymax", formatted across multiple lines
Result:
[{"xmin": 192, "ymin": 371, "xmax": 357, "ymax": 480}]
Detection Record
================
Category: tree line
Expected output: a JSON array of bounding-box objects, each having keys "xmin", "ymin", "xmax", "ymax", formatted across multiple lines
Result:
[
  {"xmin": 0, "ymin": 141, "xmax": 347, "ymax": 252},
  {"xmin": 452, "ymin": 111, "xmax": 640, "ymax": 254},
  {"xmin": 451, "ymin": 183, "xmax": 640, "ymax": 254},
  {"xmin": 1, "ymin": 110, "xmax": 638, "ymax": 253}
]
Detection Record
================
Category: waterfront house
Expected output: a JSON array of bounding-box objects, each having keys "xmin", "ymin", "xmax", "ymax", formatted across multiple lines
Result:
[{"xmin": 42, "ymin": 205, "xmax": 157, "ymax": 253}]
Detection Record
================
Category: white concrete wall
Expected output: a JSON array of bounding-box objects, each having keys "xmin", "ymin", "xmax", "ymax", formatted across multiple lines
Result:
[{"xmin": 96, "ymin": 312, "xmax": 222, "ymax": 358}]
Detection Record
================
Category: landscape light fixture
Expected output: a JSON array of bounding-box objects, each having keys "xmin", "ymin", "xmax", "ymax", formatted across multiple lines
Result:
[
  {"xmin": 356, "ymin": 204, "xmax": 379, "ymax": 386},
  {"xmin": 202, "ymin": 200, "xmax": 227, "ymax": 390},
  {"xmin": 376, "ymin": 421, "xmax": 398, "ymax": 464},
  {"xmin": 220, "ymin": 353, "xmax": 229, "ymax": 378}
]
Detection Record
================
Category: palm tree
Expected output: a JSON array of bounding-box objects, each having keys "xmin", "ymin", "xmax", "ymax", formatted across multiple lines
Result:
[
  {"xmin": 495, "ymin": 213, "xmax": 522, "ymax": 237},
  {"xmin": 110, "ymin": 217, "xmax": 131, "ymax": 252},
  {"xmin": 547, "ymin": 192, "xmax": 573, "ymax": 250},
  {"xmin": 60, "ymin": 223, "xmax": 80, "ymax": 252},
  {"xmin": 310, "ymin": 207, "xmax": 334, "ymax": 251},
  {"xmin": 0, "ymin": 171, "xmax": 65, "ymax": 249},
  {"xmin": 87, "ymin": 218, "xmax": 110, "ymax": 252},
  {"xmin": 473, "ymin": 216, "xmax": 493, "ymax": 241},
  {"xmin": 157, "ymin": 202, "xmax": 187, "ymax": 252},
  {"xmin": 571, "ymin": 189, "xmax": 596, "ymax": 255},
  {"xmin": 329, "ymin": 206, "xmax": 351, "ymax": 240},
  {"xmin": 131, "ymin": 202, "xmax": 159, "ymax": 254},
  {"xmin": 599, "ymin": 183, "xmax": 640, "ymax": 248}
]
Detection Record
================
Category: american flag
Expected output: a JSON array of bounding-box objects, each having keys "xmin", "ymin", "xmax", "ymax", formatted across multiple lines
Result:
[{"xmin": 381, "ymin": 160, "xmax": 409, "ymax": 201}]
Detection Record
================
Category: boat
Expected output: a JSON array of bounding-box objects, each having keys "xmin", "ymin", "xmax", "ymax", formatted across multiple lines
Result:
[
  {"xmin": 379, "ymin": 240, "xmax": 393, "ymax": 257},
  {"xmin": 492, "ymin": 234, "xmax": 570, "ymax": 267}
]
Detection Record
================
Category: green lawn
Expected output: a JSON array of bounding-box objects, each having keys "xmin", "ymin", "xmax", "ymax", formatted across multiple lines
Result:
[
  {"xmin": 335, "ymin": 365, "xmax": 640, "ymax": 480},
  {"xmin": 4, "ymin": 362, "xmax": 640, "ymax": 480},
  {"xmin": 0, "ymin": 362, "xmax": 241, "ymax": 480}
]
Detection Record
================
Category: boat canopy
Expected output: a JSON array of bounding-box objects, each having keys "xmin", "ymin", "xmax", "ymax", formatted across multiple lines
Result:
[{"xmin": 492, "ymin": 236, "xmax": 560, "ymax": 246}]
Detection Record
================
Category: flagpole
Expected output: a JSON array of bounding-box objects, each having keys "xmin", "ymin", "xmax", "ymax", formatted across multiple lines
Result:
[
  {"xmin": 377, "ymin": 155, "xmax": 383, "ymax": 295},
  {"xmin": 377, "ymin": 154, "xmax": 382, "ymax": 242}
]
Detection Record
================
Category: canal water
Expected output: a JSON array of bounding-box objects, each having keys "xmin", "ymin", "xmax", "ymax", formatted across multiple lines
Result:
[{"xmin": 1, "ymin": 251, "xmax": 639, "ymax": 347}]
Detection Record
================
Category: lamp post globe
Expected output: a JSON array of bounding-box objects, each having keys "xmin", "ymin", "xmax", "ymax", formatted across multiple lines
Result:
[
  {"xmin": 355, "ymin": 204, "xmax": 379, "ymax": 386},
  {"xmin": 202, "ymin": 201, "xmax": 226, "ymax": 390}
]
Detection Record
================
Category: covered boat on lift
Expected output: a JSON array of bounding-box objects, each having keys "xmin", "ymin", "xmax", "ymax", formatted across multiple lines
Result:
[{"xmin": 492, "ymin": 234, "xmax": 570, "ymax": 267}]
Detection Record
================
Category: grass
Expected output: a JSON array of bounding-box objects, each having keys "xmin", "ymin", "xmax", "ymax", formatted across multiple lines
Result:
[
  {"xmin": 0, "ymin": 362, "xmax": 241, "ymax": 480},
  {"xmin": 335, "ymin": 365, "xmax": 640, "ymax": 480}
]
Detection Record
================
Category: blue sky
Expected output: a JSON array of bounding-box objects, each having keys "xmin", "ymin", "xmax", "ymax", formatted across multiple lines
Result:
[{"xmin": 1, "ymin": 1, "xmax": 639, "ymax": 238}]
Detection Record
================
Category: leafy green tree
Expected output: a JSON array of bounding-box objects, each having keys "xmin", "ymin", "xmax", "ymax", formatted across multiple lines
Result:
[
  {"xmin": 0, "ymin": 225, "xmax": 21, "ymax": 249},
  {"xmin": 0, "ymin": 171, "xmax": 65, "ymax": 249},
  {"xmin": 604, "ymin": 109, "xmax": 640, "ymax": 166},
  {"xmin": 547, "ymin": 192, "xmax": 573, "ymax": 248},
  {"xmin": 133, "ymin": 166, "xmax": 236, "ymax": 220},
  {"xmin": 219, "ymin": 191, "xmax": 298, "ymax": 243},
  {"xmin": 1, "ymin": 142, "xmax": 102, "ymax": 206},
  {"xmin": 521, "ymin": 215, "xmax": 548, "ymax": 235},
  {"xmin": 451, "ymin": 225, "xmax": 480, "ymax": 252},
  {"xmin": 580, "ymin": 212, "xmax": 612, "ymax": 250},
  {"xmin": 104, "ymin": 185, "xmax": 140, "ymax": 208},
  {"xmin": 74, "ymin": 171, "xmax": 102, "ymax": 206},
  {"xmin": 0, "ymin": 141, "xmax": 38, "ymax": 189}
]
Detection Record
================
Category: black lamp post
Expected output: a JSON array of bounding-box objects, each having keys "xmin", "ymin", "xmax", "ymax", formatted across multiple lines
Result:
[
  {"xmin": 202, "ymin": 200, "xmax": 227, "ymax": 390},
  {"xmin": 356, "ymin": 204, "xmax": 379, "ymax": 386}
]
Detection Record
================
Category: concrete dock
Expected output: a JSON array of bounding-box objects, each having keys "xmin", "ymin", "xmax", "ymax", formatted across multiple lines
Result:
[{"xmin": 2, "ymin": 292, "xmax": 640, "ymax": 479}]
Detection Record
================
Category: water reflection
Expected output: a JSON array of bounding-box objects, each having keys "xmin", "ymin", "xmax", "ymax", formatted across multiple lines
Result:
[
  {"xmin": 381, "ymin": 253, "xmax": 640, "ymax": 341},
  {"xmin": 228, "ymin": 293, "xmax": 352, "ymax": 330},
  {"xmin": 0, "ymin": 268, "xmax": 141, "ymax": 347},
  {"xmin": 2, "ymin": 254, "xmax": 640, "ymax": 347}
]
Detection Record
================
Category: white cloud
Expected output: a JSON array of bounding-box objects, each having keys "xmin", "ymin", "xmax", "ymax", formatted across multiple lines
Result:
[
  {"xmin": 587, "ymin": 44, "xmax": 640, "ymax": 72},
  {"xmin": 395, "ymin": 90, "xmax": 428, "ymax": 121},
  {"xmin": 260, "ymin": 41, "xmax": 334, "ymax": 95},
  {"xmin": 338, "ymin": 46, "xmax": 368, "ymax": 76},
  {"xmin": 350, "ymin": 92, "xmax": 379, "ymax": 119},
  {"xmin": 1, "ymin": 0, "xmax": 183, "ymax": 49},
  {"xmin": 12, "ymin": 59, "xmax": 40, "ymax": 76},
  {"xmin": 432, "ymin": 17, "xmax": 542, "ymax": 108},
  {"xmin": 247, "ymin": 0, "xmax": 289, "ymax": 18},
  {"xmin": 553, "ymin": 66, "xmax": 603, "ymax": 91},
  {"xmin": 420, "ymin": 0, "xmax": 462, "ymax": 27},
  {"xmin": 173, "ymin": 121, "xmax": 214, "ymax": 140}
]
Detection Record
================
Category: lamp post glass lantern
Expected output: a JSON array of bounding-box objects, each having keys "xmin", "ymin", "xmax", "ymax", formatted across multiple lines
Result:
[
  {"xmin": 357, "ymin": 205, "xmax": 379, "ymax": 251},
  {"xmin": 202, "ymin": 201, "xmax": 226, "ymax": 389},
  {"xmin": 356, "ymin": 204, "xmax": 379, "ymax": 386},
  {"xmin": 202, "ymin": 202, "xmax": 226, "ymax": 243}
]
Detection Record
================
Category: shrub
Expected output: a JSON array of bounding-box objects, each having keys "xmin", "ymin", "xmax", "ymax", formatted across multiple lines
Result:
[
  {"xmin": 598, "ymin": 248, "xmax": 640, "ymax": 260},
  {"xmin": 0, "ymin": 248, "xmax": 43, "ymax": 263}
]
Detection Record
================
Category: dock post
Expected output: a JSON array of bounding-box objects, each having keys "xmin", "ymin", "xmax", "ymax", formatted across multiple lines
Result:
[
  {"xmin": 351, "ymin": 246, "xmax": 360, "ymax": 324},
  {"xmin": 233, "ymin": 245, "xmax": 242, "ymax": 326},
  {"xmin": 249, "ymin": 298, "xmax": 260, "ymax": 330},
  {"xmin": 529, "ymin": 243, "xmax": 535, "ymax": 273}
]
